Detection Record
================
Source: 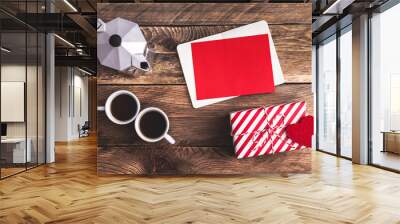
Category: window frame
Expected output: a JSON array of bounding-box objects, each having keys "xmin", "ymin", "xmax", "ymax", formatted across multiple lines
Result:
[{"xmin": 315, "ymin": 23, "xmax": 353, "ymax": 160}]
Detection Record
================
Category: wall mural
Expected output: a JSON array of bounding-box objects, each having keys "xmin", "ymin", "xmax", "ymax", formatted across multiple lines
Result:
[{"xmin": 96, "ymin": 3, "xmax": 313, "ymax": 175}]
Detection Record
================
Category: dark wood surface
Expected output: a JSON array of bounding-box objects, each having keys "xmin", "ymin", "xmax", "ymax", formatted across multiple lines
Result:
[
  {"xmin": 97, "ymin": 3, "xmax": 310, "ymax": 25},
  {"xmin": 97, "ymin": 3, "xmax": 312, "ymax": 175},
  {"xmin": 98, "ymin": 25, "xmax": 311, "ymax": 84},
  {"xmin": 98, "ymin": 146, "xmax": 311, "ymax": 175},
  {"xmin": 98, "ymin": 0, "xmax": 312, "ymax": 4},
  {"xmin": 97, "ymin": 84, "xmax": 313, "ymax": 146}
]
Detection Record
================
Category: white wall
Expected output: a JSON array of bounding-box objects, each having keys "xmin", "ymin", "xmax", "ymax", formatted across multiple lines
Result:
[
  {"xmin": 1, "ymin": 65, "xmax": 26, "ymax": 139},
  {"xmin": 54, "ymin": 67, "xmax": 89, "ymax": 141},
  {"xmin": 55, "ymin": 66, "xmax": 69, "ymax": 141},
  {"xmin": 72, "ymin": 73, "xmax": 89, "ymax": 138},
  {"xmin": 1, "ymin": 82, "xmax": 25, "ymax": 122},
  {"xmin": 1, "ymin": 65, "xmax": 40, "ymax": 138},
  {"xmin": 1, "ymin": 63, "xmax": 46, "ymax": 164}
]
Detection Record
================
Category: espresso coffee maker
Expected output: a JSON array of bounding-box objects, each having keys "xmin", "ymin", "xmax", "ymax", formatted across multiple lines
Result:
[{"xmin": 97, "ymin": 17, "xmax": 150, "ymax": 72}]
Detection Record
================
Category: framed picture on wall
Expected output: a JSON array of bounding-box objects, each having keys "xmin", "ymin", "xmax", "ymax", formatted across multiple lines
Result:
[{"xmin": 1, "ymin": 81, "xmax": 25, "ymax": 122}]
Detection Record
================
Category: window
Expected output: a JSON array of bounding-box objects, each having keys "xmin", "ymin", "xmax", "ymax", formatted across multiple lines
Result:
[
  {"xmin": 316, "ymin": 24, "xmax": 353, "ymax": 158},
  {"xmin": 339, "ymin": 26, "xmax": 352, "ymax": 158},
  {"xmin": 317, "ymin": 35, "xmax": 337, "ymax": 154},
  {"xmin": 0, "ymin": 2, "xmax": 47, "ymax": 179},
  {"xmin": 370, "ymin": 3, "xmax": 400, "ymax": 171}
]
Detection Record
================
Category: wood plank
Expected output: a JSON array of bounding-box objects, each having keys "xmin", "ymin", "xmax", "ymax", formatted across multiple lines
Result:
[
  {"xmin": 97, "ymin": 146, "xmax": 311, "ymax": 175},
  {"xmin": 96, "ymin": 3, "xmax": 312, "ymax": 176},
  {"xmin": 99, "ymin": 0, "xmax": 291, "ymax": 2},
  {"xmin": 97, "ymin": 25, "xmax": 311, "ymax": 84},
  {"xmin": 98, "ymin": 115, "xmax": 233, "ymax": 147},
  {"xmin": 98, "ymin": 3, "xmax": 311, "ymax": 25},
  {"xmin": 97, "ymin": 84, "xmax": 313, "ymax": 117},
  {"xmin": 97, "ymin": 84, "xmax": 312, "ymax": 146}
]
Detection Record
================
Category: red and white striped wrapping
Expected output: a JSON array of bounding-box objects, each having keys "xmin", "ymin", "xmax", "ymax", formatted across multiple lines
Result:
[{"xmin": 230, "ymin": 101, "xmax": 306, "ymax": 159}]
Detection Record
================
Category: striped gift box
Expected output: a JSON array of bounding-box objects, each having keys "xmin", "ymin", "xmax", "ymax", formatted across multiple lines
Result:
[{"xmin": 230, "ymin": 101, "xmax": 306, "ymax": 159}]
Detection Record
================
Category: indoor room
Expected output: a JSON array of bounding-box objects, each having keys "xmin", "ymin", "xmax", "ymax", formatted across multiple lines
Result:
[
  {"xmin": 1, "ymin": 0, "xmax": 400, "ymax": 223},
  {"xmin": 0, "ymin": 16, "xmax": 46, "ymax": 178}
]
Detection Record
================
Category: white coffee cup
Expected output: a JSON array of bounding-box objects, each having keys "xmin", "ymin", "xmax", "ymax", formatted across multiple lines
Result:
[
  {"xmin": 97, "ymin": 90, "xmax": 140, "ymax": 125},
  {"xmin": 134, "ymin": 107, "xmax": 175, "ymax": 144}
]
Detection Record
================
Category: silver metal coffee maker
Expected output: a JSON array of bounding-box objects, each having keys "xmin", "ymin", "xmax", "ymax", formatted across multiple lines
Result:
[{"xmin": 97, "ymin": 17, "xmax": 150, "ymax": 72}]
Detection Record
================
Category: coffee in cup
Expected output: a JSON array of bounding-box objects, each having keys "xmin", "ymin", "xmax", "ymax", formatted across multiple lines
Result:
[
  {"xmin": 134, "ymin": 107, "xmax": 175, "ymax": 144},
  {"xmin": 97, "ymin": 90, "xmax": 140, "ymax": 125}
]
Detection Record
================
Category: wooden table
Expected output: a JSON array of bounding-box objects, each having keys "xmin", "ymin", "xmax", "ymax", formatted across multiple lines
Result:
[
  {"xmin": 97, "ymin": 3, "xmax": 312, "ymax": 175},
  {"xmin": 382, "ymin": 131, "xmax": 400, "ymax": 154}
]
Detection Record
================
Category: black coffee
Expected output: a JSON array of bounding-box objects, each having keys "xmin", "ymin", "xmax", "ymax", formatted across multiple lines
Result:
[
  {"xmin": 139, "ymin": 111, "xmax": 167, "ymax": 139},
  {"xmin": 110, "ymin": 94, "xmax": 137, "ymax": 122}
]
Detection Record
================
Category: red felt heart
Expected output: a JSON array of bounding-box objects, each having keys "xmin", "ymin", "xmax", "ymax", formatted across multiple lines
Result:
[{"xmin": 286, "ymin": 115, "xmax": 314, "ymax": 147}]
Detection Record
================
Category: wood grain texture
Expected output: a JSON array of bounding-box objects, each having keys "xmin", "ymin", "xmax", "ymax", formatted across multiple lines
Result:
[
  {"xmin": 97, "ymin": 3, "xmax": 312, "ymax": 175},
  {"xmin": 98, "ymin": 146, "xmax": 311, "ymax": 175},
  {"xmin": 99, "ymin": 0, "xmax": 312, "ymax": 3},
  {"xmin": 97, "ymin": 3, "xmax": 311, "ymax": 25},
  {"xmin": 2, "ymin": 137, "xmax": 400, "ymax": 223},
  {"xmin": 97, "ymin": 25, "xmax": 312, "ymax": 84},
  {"xmin": 97, "ymin": 84, "xmax": 313, "ymax": 146}
]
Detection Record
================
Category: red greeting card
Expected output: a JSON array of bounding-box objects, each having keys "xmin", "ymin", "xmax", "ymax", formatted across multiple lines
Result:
[{"xmin": 191, "ymin": 34, "xmax": 275, "ymax": 100}]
